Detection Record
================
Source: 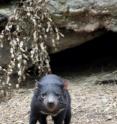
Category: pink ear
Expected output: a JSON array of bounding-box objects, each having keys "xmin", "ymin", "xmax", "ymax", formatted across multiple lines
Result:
[{"xmin": 64, "ymin": 79, "xmax": 69, "ymax": 90}]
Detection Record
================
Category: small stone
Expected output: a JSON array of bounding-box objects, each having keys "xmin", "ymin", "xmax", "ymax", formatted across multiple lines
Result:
[
  {"xmin": 59, "ymin": 0, "xmax": 66, "ymax": 4},
  {"xmin": 105, "ymin": 115, "xmax": 112, "ymax": 121}
]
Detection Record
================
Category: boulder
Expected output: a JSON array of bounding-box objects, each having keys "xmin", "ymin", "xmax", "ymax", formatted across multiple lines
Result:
[
  {"xmin": 48, "ymin": 0, "xmax": 117, "ymax": 32},
  {"xmin": 0, "ymin": 14, "xmax": 8, "ymax": 32},
  {"xmin": 47, "ymin": 0, "xmax": 117, "ymax": 52},
  {"xmin": 0, "ymin": 0, "xmax": 117, "ymax": 66}
]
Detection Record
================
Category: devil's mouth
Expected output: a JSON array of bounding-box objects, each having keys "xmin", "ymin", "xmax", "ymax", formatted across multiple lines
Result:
[
  {"xmin": 47, "ymin": 107, "xmax": 56, "ymax": 112},
  {"xmin": 40, "ymin": 108, "xmax": 65, "ymax": 116}
]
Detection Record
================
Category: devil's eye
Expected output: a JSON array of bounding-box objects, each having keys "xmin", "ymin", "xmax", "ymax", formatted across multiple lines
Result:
[
  {"xmin": 55, "ymin": 93, "xmax": 61, "ymax": 98},
  {"xmin": 41, "ymin": 93, "xmax": 47, "ymax": 98}
]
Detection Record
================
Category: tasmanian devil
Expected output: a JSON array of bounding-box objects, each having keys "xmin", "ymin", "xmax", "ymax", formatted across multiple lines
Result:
[{"xmin": 30, "ymin": 74, "xmax": 71, "ymax": 124}]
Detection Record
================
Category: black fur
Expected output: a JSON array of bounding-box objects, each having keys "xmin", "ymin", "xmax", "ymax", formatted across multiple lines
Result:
[{"xmin": 29, "ymin": 74, "xmax": 71, "ymax": 124}]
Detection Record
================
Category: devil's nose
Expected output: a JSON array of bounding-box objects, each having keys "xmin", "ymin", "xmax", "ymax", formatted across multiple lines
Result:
[{"xmin": 47, "ymin": 102, "xmax": 55, "ymax": 108}]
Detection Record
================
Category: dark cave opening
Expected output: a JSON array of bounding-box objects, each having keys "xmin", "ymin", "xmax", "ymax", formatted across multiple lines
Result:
[{"xmin": 50, "ymin": 31, "xmax": 117, "ymax": 74}]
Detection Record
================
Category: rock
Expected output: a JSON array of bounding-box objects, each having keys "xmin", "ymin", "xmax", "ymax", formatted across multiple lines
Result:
[
  {"xmin": 0, "ymin": 0, "xmax": 117, "ymax": 65},
  {"xmin": 0, "ymin": 5, "xmax": 15, "ymax": 66},
  {"xmin": 105, "ymin": 115, "xmax": 113, "ymax": 121},
  {"xmin": 0, "ymin": 14, "xmax": 10, "ymax": 65},
  {"xmin": 95, "ymin": 72, "xmax": 117, "ymax": 85},
  {"xmin": 0, "ymin": 43, "xmax": 10, "ymax": 66},
  {"xmin": 0, "ymin": 14, "xmax": 8, "ymax": 32},
  {"xmin": 47, "ymin": 29, "xmax": 104, "ymax": 53},
  {"xmin": 47, "ymin": 0, "xmax": 117, "ymax": 32},
  {"xmin": 47, "ymin": 0, "xmax": 117, "ymax": 53},
  {"xmin": 0, "ymin": 4, "xmax": 15, "ymax": 31},
  {"xmin": 0, "ymin": 4, "xmax": 15, "ymax": 16}
]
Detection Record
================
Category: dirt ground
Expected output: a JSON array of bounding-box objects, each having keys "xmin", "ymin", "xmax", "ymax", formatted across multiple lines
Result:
[{"xmin": 1, "ymin": 68, "xmax": 117, "ymax": 124}]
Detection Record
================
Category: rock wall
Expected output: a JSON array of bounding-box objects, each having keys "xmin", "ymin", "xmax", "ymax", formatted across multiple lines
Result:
[
  {"xmin": 46, "ymin": 0, "xmax": 117, "ymax": 52},
  {"xmin": 0, "ymin": 0, "xmax": 117, "ymax": 66},
  {"xmin": 48, "ymin": 0, "xmax": 117, "ymax": 31}
]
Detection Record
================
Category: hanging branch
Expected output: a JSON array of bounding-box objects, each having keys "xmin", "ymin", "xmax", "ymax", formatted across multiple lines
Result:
[{"xmin": 0, "ymin": 0, "xmax": 62, "ymax": 97}]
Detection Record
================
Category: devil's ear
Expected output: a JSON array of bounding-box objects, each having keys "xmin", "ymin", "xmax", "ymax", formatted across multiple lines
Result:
[{"xmin": 63, "ymin": 79, "xmax": 69, "ymax": 90}]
